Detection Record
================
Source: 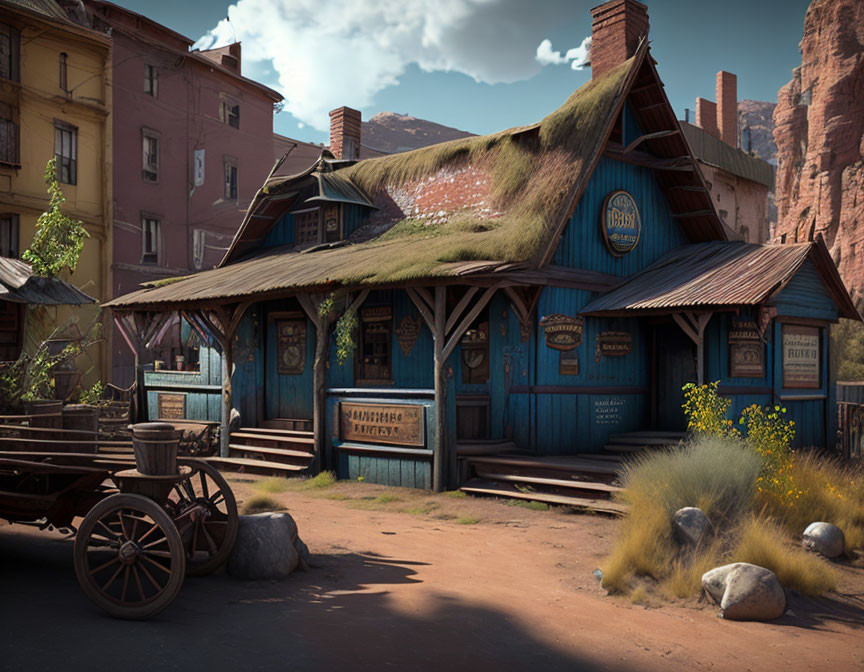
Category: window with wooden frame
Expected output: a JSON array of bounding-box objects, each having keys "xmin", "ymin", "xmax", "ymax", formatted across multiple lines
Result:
[
  {"xmin": 357, "ymin": 306, "xmax": 393, "ymax": 384},
  {"xmin": 144, "ymin": 64, "xmax": 158, "ymax": 97},
  {"xmin": 460, "ymin": 317, "xmax": 490, "ymax": 385},
  {"xmin": 0, "ymin": 23, "xmax": 20, "ymax": 83},
  {"xmin": 0, "ymin": 214, "xmax": 19, "ymax": 258},
  {"xmin": 142, "ymin": 129, "xmax": 159, "ymax": 182},
  {"xmin": 323, "ymin": 203, "xmax": 341, "ymax": 242},
  {"xmin": 0, "ymin": 101, "xmax": 18, "ymax": 166},
  {"xmin": 141, "ymin": 215, "xmax": 160, "ymax": 265},
  {"xmin": 224, "ymin": 157, "xmax": 238, "ymax": 200},
  {"xmin": 54, "ymin": 120, "xmax": 77, "ymax": 185},
  {"xmin": 59, "ymin": 52, "xmax": 68, "ymax": 92},
  {"xmin": 294, "ymin": 209, "xmax": 318, "ymax": 245},
  {"xmin": 219, "ymin": 96, "xmax": 240, "ymax": 129}
]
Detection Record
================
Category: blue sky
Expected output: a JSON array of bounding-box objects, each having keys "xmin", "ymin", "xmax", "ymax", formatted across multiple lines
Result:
[{"xmin": 114, "ymin": 0, "xmax": 810, "ymax": 145}]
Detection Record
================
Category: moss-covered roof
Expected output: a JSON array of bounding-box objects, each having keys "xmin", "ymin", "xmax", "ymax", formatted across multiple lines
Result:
[{"xmin": 107, "ymin": 44, "xmax": 701, "ymax": 310}]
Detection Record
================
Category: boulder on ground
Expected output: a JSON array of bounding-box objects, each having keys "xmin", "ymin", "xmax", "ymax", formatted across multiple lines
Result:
[
  {"xmin": 802, "ymin": 522, "xmax": 845, "ymax": 558},
  {"xmin": 673, "ymin": 507, "xmax": 711, "ymax": 546},
  {"xmin": 228, "ymin": 512, "xmax": 309, "ymax": 580},
  {"xmin": 702, "ymin": 562, "xmax": 786, "ymax": 621}
]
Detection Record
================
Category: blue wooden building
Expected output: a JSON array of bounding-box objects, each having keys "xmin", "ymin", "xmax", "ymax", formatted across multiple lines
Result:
[{"xmin": 107, "ymin": 1, "xmax": 859, "ymax": 501}]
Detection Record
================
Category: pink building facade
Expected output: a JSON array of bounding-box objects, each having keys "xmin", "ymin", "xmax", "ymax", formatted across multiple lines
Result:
[{"xmin": 85, "ymin": 1, "xmax": 282, "ymax": 384}]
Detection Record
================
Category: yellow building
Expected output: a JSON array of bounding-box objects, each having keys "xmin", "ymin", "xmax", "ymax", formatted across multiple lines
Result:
[{"xmin": 0, "ymin": 0, "xmax": 111, "ymax": 383}]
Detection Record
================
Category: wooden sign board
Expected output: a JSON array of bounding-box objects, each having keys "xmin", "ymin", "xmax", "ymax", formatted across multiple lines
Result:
[
  {"xmin": 540, "ymin": 314, "xmax": 583, "ymax": 351},
  {"xmin": 339, "ymin": 402, "xmax": 425, "ymax": 447},
  {"xmin": 601, "ymin": 190, "xmax": 641, "ymax": 256},
  {"xmin": 783, "ymin": 324, "xmax": 820, "ymax": 389},
  {"xmin": 559, "ymin": 349, "xmax": 579, "ymax": 375},
  {"xmin": 396, "ymin": 315, "xmax": 421, "ymax": 356},
  {"xmin": 729, "ymin": 318, "xmax": 763, "ymax": 378},
  {"xmin": 596, "ymin": 331, "xmax": 632, "ymax": 361},
  {"xmin": 276, "ymin": 319, "xmax": 306, "ymax": 375},
  {"xmin": 158, "ymin": 393, "xmax": 186, "ymax": 420}
]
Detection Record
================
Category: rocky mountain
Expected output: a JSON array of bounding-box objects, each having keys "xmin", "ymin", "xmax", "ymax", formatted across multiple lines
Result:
[
  {"xmin": 361, "ymin": 112, "xmax": 474, "ymax": 154},
  {"xmin": 739, "ymin": 100, "xmax": 777, "ymax": 164},
  {"xmin": 773, "ymin": 0, "xmax": 864, "ymax": 305}
]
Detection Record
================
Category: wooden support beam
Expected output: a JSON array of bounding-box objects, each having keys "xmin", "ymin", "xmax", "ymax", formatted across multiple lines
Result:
[
  {"xmin": 630, "ymin": 81, "xmax": 663, "ymax": 94},
  {"xmin": 634, "ymin": 101, "xmax": 668, "ymax": 113},
  {"xmin": 433, "ymin": 286, "xmax": 446, "ymax": 493},
  {"xmin": 445, "ymin": 286, "xmax": 480, "ymax": 335},
  {"xmin": 503, "ymin": 286, "xmax": 530, "ymax": 323},
  {"xmin": 622, "ymin": 129, "xmax": 680, "ymax": 155},
  {"xmin": 406, "ymin": 287, "xmax": 435, "ymax": 332},
  {"xmin": 673, "ymin": 311, "xmax": 713, "ymax": 385},
  {"xmin": 414, "ymin": 286, "xmax": 435, "ymax": 314},
  {"xmin": 443, "ymin": 284, "xmax": 501, "ymax": 360}
]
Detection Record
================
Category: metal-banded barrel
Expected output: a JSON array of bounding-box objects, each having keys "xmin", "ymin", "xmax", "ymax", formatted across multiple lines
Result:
[
  {"xmin": 62, "ymin": 404, "xmax": 100, "ymax": 441},
  {"xmin": 23, "ymin": 400, "xmax": 63, "ymax": 429},
  {"xmin": 129, "ymin": 422, "xmax": 180, "ymax": 475}
]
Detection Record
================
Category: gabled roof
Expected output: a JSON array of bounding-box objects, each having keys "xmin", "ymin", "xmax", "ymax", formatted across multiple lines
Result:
[
  {"xmin": 0, "ymin": 258, "xmax": 96, "ymax": 305},
  {"xmin": 580, "ymin": 238, "xmax": 859, "ymax": 320},
  {"xmin": 106, "ymin": 42, "xmax": 728, "ymax": 310},
  {"xmin": 682, "ymin": 122, "xmax": 775, "ymax": 189}
]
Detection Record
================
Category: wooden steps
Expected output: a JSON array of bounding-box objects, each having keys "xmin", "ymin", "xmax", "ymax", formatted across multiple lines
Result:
[
  {"xmin": 604, "ymin": 430, "xmax": 685, "ymax": 454},
  {"xmin": 205, "ymin": 456, "xmax": 307, "ymax": 475},
  {"xmin": 456, "ymin": 439, "xmax": 524, "ymax": 457},
  {"xmin": 261, "ymin": 418, "xmax": 312, "ymax": 432},
  {"xmin": 472, "ymin": 469, "xmax": 623, "ymax": 495},
  {"xmin": 206, "ymin": 424, "xmax": 316, "ymax": 476},
  {"xmin": 461, "ymin": 479, "xmax": 627, "ymax": 516}
]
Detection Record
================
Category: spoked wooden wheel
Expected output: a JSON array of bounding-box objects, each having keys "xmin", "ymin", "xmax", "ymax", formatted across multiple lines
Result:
[
  {"xmin": 73, "ymin": 493, "xmax": 185, "ymax": 620},
  {"xmin": 167, "ymin": 460, "xmax": 238, "ymax": 577}
]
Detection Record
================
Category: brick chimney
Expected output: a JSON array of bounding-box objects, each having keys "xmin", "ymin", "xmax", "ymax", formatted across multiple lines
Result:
[
  {"xmin": 329, "ymin": 106, "xmax": 361, "ymax": 160},
  {"xmin": 589, "ymin": 0, "xmax": 649, "ymax": 79},
  {"xmin": 695, "ymin": 97, "xmax": 719, "ymax": 138},
  {"xmin": 716, "ymin": 71, "xmax": 738, "ymax": 147}
]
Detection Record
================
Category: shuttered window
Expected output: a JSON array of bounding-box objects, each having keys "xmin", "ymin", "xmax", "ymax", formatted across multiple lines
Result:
[
  {"xmin": 0, "ymin": 102, "xmax": 18, "ymax": 165},
  {"xmin": 0, "ymin": 23, "xmax": 20, "ymax": 83},
  {"xmin": 224, "ymin": 157, "xmax": 238, "ymax": 200},
  {"xmin": 141, "ymin": 216, "xmax": 160, "ymax": 264},
  {"xmin": 142, "ymin": 129, "xmax": 159, "ymax": 182},
  {"xmin": 295, "ymin": 210, "xmax": 318, "ymax": 244},
  {"xmin": 54, "ymin": 121, "xmax": 77, "ymax": 185},
  {"xmin": 0, "ymin": 213, "xmax": 18, "ymax": 258},
  {"xmin": 144, "ymin": 64, "xmax": 157, "ymax": 97}
]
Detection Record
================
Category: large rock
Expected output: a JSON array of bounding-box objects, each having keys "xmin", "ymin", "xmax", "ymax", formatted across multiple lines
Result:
[
  {"xmin": 803, "ymin": 522, "xmax": 845, "ymax": 558},
  {"xmin": 228, "ymin": 512, "xmax": 310, "ymax": 580},
  {"xmin": 673, "ymin": 507, "xmax": 711, "ymax": 546},
  {"xmin": 702, "ymin": 563, "xmax": 786, "ymax": 621}
]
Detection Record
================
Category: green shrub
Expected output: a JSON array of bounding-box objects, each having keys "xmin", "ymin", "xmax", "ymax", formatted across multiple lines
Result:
[
  {"xmin": 302, "ymin": 471, "xmax": 337, "ymax": 489},
  {"xmin": 682, "ymin": 381, "xmax": 734, "ymax": 437},
  {"xmin": 243, "ymin": 494, "xmax": 282, "ymax": 514}
]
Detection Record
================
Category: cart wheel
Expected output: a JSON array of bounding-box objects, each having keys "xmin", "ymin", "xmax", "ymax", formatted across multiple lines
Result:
[
  {"xmin": 73, "ymin": 493, "xmax": 185, "ymax": 620},
  {"xmin": 168, "ymin": 460, "xmax": 238, "ymax": 577}
]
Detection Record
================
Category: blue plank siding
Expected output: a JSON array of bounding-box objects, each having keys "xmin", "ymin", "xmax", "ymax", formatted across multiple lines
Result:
[
  {"xmin": 342, "ymin": 205, "xmax": 365, "ymax": 238},
  {"xmin": 553, "ymin": 156, "xmax": 688, "ymax": 275},
  {"xmin": 769, "ymin": 258, "xmax": 839, "ymax": 321},
  {"xmin": 262, "ymin": 212, "xmax": 296, "ymax": 249}
]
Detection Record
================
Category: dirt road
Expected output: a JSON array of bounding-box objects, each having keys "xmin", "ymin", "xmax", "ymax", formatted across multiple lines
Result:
[{"xmin": 1, "ymin": 477, "xmax": 862, "ymax": 671}]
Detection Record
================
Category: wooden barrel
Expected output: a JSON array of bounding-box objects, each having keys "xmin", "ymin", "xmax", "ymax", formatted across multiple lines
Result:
[
  {"xmin": 63, "ymin": 404, "xmax": 100, "ymax": 442},
  {"xmin": 23, "ymin": 400, "xmax": 63, "ymax": 429},
  {"xmin": 129, "ymin": 422, "xmax": 180, "ymax": 475}
]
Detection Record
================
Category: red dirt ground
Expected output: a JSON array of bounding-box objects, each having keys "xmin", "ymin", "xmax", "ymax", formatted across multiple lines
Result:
[{"xmin": 1, "ymin": 475, "xmax": 863, "ymax": 671}]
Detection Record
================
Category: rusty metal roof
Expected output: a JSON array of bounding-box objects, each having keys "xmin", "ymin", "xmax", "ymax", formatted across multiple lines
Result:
[
  {"xmin": 0, "ymin": 258, "xmax": 96, "ymax": 305},
  {"xmin": 581, "ymin": 240, "xmax": 859, "ymax": 319},
  {"xmin": 682, "ymin": 123, "xmax": 775, "ymax": 190}
]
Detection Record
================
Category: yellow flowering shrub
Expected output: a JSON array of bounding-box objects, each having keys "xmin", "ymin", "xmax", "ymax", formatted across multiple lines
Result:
[
  {"xmin": 681, "ymin": 381, "xmax": 735, "ymax": 437},
  {"xmin": 739, "ymin": 404, "xmax": 803, "ymax": 509}
]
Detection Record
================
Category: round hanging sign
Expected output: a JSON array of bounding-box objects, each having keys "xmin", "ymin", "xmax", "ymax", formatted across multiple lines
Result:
[{"xmin": 601, "ymin": 190, "xmax": 641, "ymax": 256}]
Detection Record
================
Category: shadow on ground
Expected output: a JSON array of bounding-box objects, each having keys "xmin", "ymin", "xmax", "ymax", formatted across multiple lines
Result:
[{"xmin": 0, "ymin": 528, "xmax": 623, "ymax": 672}]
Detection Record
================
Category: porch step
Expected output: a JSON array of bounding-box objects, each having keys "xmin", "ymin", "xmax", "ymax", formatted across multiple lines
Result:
[
  {"xmin": 261, "ymin": 418, "xmax": 312, "ymax": 432},
  {"xmin": 471, "ymin": 468, "xmax": 623, "ymax": 495},
  {"xmin": 604, "ymin": 430, "xmax": 685, "ymax": 454},
  {"xmin": 231, "ymin": 431, "xmax": 314, "ymax": 446},
  {"xmin": 456, "ymin": 440, "xmax": 524, "ymax": 457},
  {"xmin": 205, "ymin": 456, "xmax": 308, "ymax": 475},
  {"xmin": 228, "ymin": 444, "xmax": 313, "ymax": 460},
  {"xmin": 237, "ymin": 427, "xmax": 313, "ymax": 439},
  {"xmin": 466, "ymin": 454, "xmax": 621, "ymax": 477},
  {"xmin": 460, "ymin": 479, "xmax": 627, "ymax": 516}
]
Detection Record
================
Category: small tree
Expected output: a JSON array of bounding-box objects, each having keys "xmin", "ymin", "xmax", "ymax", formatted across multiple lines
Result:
[{"xmin": 22, "ymin": 158, "xmax": 89, "ymax": 277}]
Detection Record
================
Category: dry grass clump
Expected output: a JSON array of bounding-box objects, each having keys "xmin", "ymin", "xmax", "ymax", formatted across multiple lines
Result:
[
  {"xmin": 254, "ymin": 477, "xmax": 291, "ymax": 494},
  {"xmin": 302, "ymin": 471, "xmax": 337, "ymax": 489},
  {"xmin": 763, "ymin": 452, "xmax": 864, "ymax": 551},
  {"xmin": 733, "ymin": 517, "xmax": 838, "ymax": 595},
  {"xmin": 243, "ymin": 494, "xmax": 282, "ymax": 514}
]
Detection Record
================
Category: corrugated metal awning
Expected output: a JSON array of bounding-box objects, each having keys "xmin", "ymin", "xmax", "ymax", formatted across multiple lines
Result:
[{"xmin": 0, "ymin": 257, "xmax": 96, "ymax": 305}]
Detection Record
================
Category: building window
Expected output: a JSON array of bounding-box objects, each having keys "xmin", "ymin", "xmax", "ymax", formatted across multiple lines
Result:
[
  {"xmin": 59, "ymin": 52, "xmax": 67, "ymax": 92},
  {"xmin": 0, "ymin": 214, "xmax": 19, "ymax": 257},
  {"xmin": 219, "ymin": 97, "xmax": 240, "ymax": 129},
  {"xmin": 295, "ymin": 210, "xmax": 318, "ymax": 244},
  {"xmin": 323, "ymin": 203, "xmax": 341, "ymax": 242},
  {"xmin": 357, "ymin": 306, "xmax": 393, "ymax": 384},
  {"xmin": 54, "ymin": 121, "xmax": 77, "ymax": 185},
  {"xmin": 144, "ymin": 64, "xmax": 158, "ymax": 97},
  {"xmin": 141, "ymin": 216, "xmax": 160, "ymax": 264},
  {"xmin": 460, "ymin": 320, "xmax": 490, "ymax": 384},
  {"xmin": 224, "ymin": 157, "xmax": 237, "ymax": 200},
  {"xmin": 0, "ymin": 23, "xmax": 20, "ymax": 83},
  {"xmin": 142, "ymin": 129, "xmax": 159, "ymax": 182},
  {"xmin": 0, "ymin": 101, "xmax": 18, "ymax": 165}
]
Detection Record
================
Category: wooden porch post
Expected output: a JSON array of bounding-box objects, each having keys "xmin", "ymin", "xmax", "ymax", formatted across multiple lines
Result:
[
  {"xmin": 299, "ymin": 290, "xmax": 369, "ymax": 474},
  {"xmin": 113, "ymin": 311, "xmax": 172, "ymax": 422},
  {"xmin": 673, "ymin": 311, "xmax": 713, "ymax": 386},
  {"xmin": 433, "ymin": 286, "xmax": 446, "ymax": 492},
  {"xmin": 194, "ymin": 303, "xmax": 251, "ymax": 457}
]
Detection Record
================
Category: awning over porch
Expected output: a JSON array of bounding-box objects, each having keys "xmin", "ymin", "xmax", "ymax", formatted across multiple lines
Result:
[
  {"xmin": 580, "ymin": 239, "xmax": 860, "ymax": 320},
  {"xmin": 0, "ymin": 257, "xmax": 95, "ymax": 305}
]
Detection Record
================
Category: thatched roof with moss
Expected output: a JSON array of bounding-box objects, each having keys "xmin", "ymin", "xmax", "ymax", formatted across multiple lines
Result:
[{"xmin": 106, "ymin": 42, "xmax": 725, "ymax": 311}]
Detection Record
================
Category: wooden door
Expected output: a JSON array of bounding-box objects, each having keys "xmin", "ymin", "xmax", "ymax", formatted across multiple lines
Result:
[{"xmin": 652, "ymin": 323, "xmax": 696, "ymax": 431}]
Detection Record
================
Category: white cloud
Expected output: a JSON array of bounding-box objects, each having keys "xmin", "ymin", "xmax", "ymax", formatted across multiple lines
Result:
[
  {"xmin": 535, "ymin": 36, "xmax": 591, "ymax": 71},
  {"xmin": 193, "ymin": 0, "xmax": 580, "ymax": 131}
]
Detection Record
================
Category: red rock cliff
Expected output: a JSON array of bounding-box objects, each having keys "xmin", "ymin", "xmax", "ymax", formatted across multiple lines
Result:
[{"xmin": 774, "ymin": 0, "xmax": 864, "ymax": 304}]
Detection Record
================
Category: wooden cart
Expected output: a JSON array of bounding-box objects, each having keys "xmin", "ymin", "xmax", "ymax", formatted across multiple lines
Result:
[{"xmin": 0, "ymin": 449, "xmax": 237, "ymax": 619}]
